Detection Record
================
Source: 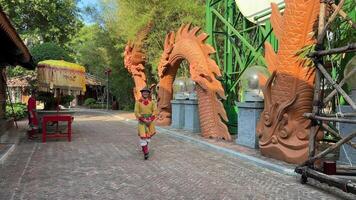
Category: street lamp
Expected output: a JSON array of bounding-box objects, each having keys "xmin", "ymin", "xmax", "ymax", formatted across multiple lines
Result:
[{"xmin": 105, "ymin": 68, "xmax": 112, "ymax": 110}]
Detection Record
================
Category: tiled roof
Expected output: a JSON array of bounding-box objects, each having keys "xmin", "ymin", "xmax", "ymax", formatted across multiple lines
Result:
[
  {"xmin": 86, "ymin": 74, "xmax": 102, "ymax": 86},
  {"xmin": 6, "ymin": 75, "xmax": 34, "ymax": 87}
]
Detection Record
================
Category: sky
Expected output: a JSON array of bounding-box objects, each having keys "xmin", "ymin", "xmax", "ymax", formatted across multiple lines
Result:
[{"xmin": 77, "ymin": 0, "xmax": 101, "ymax": 24}]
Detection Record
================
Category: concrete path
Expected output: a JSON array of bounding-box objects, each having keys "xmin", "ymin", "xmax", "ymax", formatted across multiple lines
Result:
[{"xmin": 0, "ymin": 110, "xmax": 355, "ymax": 200}]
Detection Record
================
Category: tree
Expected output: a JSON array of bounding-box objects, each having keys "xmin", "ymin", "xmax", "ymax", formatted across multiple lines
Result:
[
  {"xmin": 0, "ymin": 0, "xmax": 83, "ymax": 45},
  {"xmin": 7, "ymin": 42, "xmax": 74, "ymax": 78},
  {"xmin": 70, "ymin": 0, "xmax": 206, "ymax": 109},
  {"xmin": 69, "ymin": 25, "xmax": 111, "ymax": 76},
  {"xmin": 100, "ymin": 0, "xmax": 206, "ymax": 79},
  {"xmin": 31, "ymin": 42, "xmax": 75, "ymax": 63},
  {"xmin": 69, "ymin": 24, "xmax": 135, "ymax": 109}
]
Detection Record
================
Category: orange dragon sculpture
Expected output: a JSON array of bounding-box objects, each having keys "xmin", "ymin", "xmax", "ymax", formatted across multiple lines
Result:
[
  {"xmin": 256, "ymin": 0, "xmax": 321, "ymax": 164},
  {"xmin": 156, "ymin": 24, "xmax": 231, "ymax": 141},
  {"xmin": 124, "ymin": 42, "xmax": 147, "ymax": 101},
  {"xmin": 123, "ymin": 23, "xmax": 153, "ymax": 101}
]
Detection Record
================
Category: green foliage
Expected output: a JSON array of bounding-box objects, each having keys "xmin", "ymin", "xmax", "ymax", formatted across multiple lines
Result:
[
  {"xmin": 84, "ymin": 98, "xmax": 96, "ymax": 106},
  {"xmin": 5, "ymin": 103, "xmax": 27, "ymax": 119},
  {"xmin": 100, "ymin": 0, "xmax": 205, "ymax": 78},
  {"xmin": 109, "ymin": 66, "xmax": 135, "ymax": 109},
  {"xmin": 296, "ymin": 44, "xmax": 315, "ymax": 68},
  {"xmin": 30, "ymin": 42, "xmax": 74, "ymax": 64},
  {"xmin": 87, "ymin": 103, "xmax": 105, "ymax": 109},
  {"xmin": 69, "ymin": 24, "xmax": 135, "ymax": 109},
  {"xmin": 69, "ymin": 0, "xmax": 205, "ymax": 110},
  {"xmin": 36, "ymin": 92, "xmax": 74, "ymax": 110},
  {"xmin": 323, "ymin": 132, "xmax": 339, "ymax": 142},
  {"xmin": 0, "ymin": 0, "xmax": 83, "ymax": 45},
  {"xmin": 6, "ymin": 66, "xmax": 36, "ymax": 78},
  {"xmin": 122, "ymin": 104, "xmax": 134, "ymax": 111},
  {"xmin": 37, "ymin": 92, "xmax": 56, "ymax": 110},
  {"xmin": 60, "ymin": 95, "xmax": 75, "ymax": 106},
  {"xmin": 330, "ymin": 0, "xmax": 356, "ymax": 48},
  {"xmin": 68, "ymin": 25, "xmax": 113, "ymax": 76}
]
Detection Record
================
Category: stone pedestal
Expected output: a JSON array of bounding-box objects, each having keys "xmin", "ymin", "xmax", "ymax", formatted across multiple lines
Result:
[
  {"xmin": 337, "ymin": 105, "xmax": 356, "ymax": 165},
  {"xmin": 183, "ymin": 100, "xmax": 200, "ymax": 133},
  {"xmin": 171, "ymin": 100, "xmax": 185, "ymax": 129},
  {"xmin": 236, "ymin": 102, "xmax": 264, "ymax": 149}
]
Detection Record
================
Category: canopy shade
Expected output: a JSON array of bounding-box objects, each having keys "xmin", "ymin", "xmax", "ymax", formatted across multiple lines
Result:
[{"xmin": 37, "ymin": 60, "xmax": 86, "ymax": 94}]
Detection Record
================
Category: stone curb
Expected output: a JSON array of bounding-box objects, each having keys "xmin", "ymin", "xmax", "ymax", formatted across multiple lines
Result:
[
  {"xmin": 0, "ymin": 144, "xmax": 15, "ymax": 164},
  {"xmin": 81, "ymin": 109, "xmax": 296, "ymax": 176}
]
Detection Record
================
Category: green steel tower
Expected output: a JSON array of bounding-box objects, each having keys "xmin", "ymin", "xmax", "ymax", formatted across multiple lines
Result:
[{"xmin": 205, "ymin": 0, "xmax": 282, "ymax": 134}]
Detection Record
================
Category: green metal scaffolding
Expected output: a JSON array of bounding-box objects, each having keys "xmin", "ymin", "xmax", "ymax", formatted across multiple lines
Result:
[{"xmin": 205, "ymin": 0, "xmax": 280, "ymax": 134}]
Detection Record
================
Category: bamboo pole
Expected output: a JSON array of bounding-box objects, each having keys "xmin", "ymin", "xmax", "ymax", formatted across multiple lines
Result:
[
  {"xmin": 324, "ymin": 67, "xmax": 356, "ymax": 104},
  {"xmin": 321, "ymin": 123, "xmax": 356, "ymax": 149},
  {"xmin": 304, "ymin": 113, "xmax": 356, "ymax": 124},
  {"xmin": 308, "ymin": 43, "xmax": 356, "ymax": 57},
  {"xmin": 331, "ymin": 3, "xmax": 356, "ymax": 29},
  {"xmin": 296, "ymin": 167, "xmax": 356, "ymax": 194},
  {"xmin": 321, "ymin": 123, "xmax": 341, "ymax": 139},
  {"xmin": 317, "ymin": 0, "xmax": 345, "ymax": 45},
  {"xmin": 322, "ymin": 113, "xmax": 356, "ymax": 117},
  {"xmin": 304, "ymin": 131, "xmax": 356, "ymax": 166},
  {"xmin": 316, "ymin": 63, "xmax": 356, "ymax": 110},
  {"xmin": 309, "ymin": 1, "xmax": 327, "ymax": 160}
]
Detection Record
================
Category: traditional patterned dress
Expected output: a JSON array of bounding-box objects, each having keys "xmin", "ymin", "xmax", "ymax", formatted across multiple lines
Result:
[
  {"xmin": 134, "ymin": 98, "xmax": 157, "ymax": 139},
  {"xmin": 134, "ymin": 97, "xmax": 157, "ymax": 158}
]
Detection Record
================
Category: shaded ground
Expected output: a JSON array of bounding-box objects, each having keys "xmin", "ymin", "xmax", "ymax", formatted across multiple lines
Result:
[{"xmin": 1, "ymin": 110, "xmax": 355, "ymax": 200}]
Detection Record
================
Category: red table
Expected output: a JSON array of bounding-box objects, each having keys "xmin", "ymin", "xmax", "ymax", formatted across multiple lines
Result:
[{"xmin": 42, "ymin": 115, "xmax": 73, "ymax": 143}]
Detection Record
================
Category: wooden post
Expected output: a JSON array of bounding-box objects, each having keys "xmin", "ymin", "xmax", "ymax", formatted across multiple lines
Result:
[
  {"xmin": 305, "ymin": 131, "xmax": 356, "ymax": 166},
  {"xmin": 331, "ymin": 3, "xmax": 356, "ymax": 29},
  {"xmin": 316, "ymin": 63, "xmax": 356, "ymax": 109},
  {"xmin": 308, "ymin": 1, "xmax": 326, "ymax": 160},
  {"xmin": 0, "ymin": 67, "xmax": 6, "ymax": 119},
  {"xmin": 316, "ymin": 0, "xmax": 345, "ymax": 45},
  {"xmin": 324, "ymin": 67, "xmax": 356, "ymax": 104}
]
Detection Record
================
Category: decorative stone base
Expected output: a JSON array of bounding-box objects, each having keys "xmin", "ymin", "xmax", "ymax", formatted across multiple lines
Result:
[
  {"xmin": 183, "ymin": 100, "xmax": 200, "ymax": 133},
  {"xmin": 171, "ymin": 100, "xmax": 185, "ymax": 129},
  {"xmin": 170, "ymin": 99, "xmax": 200, "ymax": 133},
  {"xmin": 236, "ymin": 102, "xmax": 263, "ymax": 149}
]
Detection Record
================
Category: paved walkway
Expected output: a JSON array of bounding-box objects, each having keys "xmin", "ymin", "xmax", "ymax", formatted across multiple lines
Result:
[{"xmin": 1, "ymin": 110, "xmax": 355, "ymax": 200}]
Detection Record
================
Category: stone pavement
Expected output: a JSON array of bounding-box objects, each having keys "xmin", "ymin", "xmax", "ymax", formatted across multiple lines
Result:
[{"xmin": 1, "ymin": 110, "xmax": 355, "ymax": 200}]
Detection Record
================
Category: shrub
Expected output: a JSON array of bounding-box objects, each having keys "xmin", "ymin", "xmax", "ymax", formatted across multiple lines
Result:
[
  {"xmin": 88, "ymin": 103, "xmax": 105, "ymax": 109},
  {"xmin": 122, "ymin": 104, "xmax": 133, "ymax": 111},
  {"xmin": 60, "ymin": 95, "xmax": 75, "ymax": 107},
  {"xmin": 37, "ymin": 92, "xmax": 75, "ymax": 109},
  {"xmin": 84, "ymin": 98, "xmax": 96, "ymax": 106},
  {"xmin": 5, "ymin": 103, "xmax": 27, "ymax": 119},
  {"xmin": 37, "ymin": 91, "xmax": 56, "ymax": 110}
]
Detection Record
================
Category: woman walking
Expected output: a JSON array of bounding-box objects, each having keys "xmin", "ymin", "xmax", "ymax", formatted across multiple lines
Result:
[{"xmin": 134, "ymin": 87, "xmax": 157, "ymax": 160}]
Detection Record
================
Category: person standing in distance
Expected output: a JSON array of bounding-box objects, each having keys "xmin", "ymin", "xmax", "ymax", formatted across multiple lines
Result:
[{"xmin": 134, "ymin": 86, "xmax": 157, "ymax": 160}]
